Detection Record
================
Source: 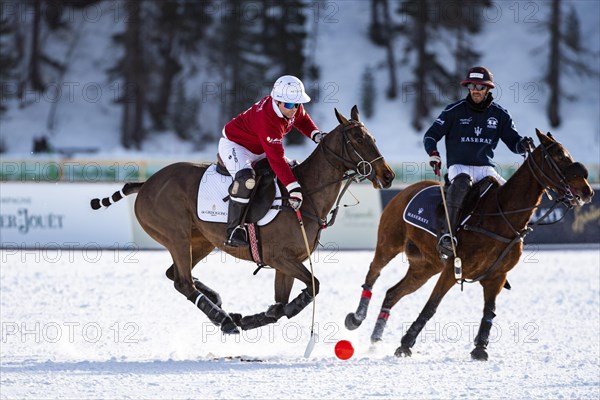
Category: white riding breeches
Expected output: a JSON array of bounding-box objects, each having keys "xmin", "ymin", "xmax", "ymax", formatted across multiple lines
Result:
[
  {"xmin": 448, "ymin": 164, "xmax": 506, "ymax": 185},
  {"xmin": 218, "ymin": 136, "xmax": 266, "ymax": 177}
]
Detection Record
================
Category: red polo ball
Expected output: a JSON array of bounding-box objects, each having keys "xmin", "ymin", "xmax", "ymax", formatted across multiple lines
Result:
[{"xmin": 334, "ymin": 340, "xmax": 354, "ymax": 360}]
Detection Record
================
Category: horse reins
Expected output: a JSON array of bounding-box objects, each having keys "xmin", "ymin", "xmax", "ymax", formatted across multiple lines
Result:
[
  {"xmin": 319, "ymin": 121, "xmax": 384, "ymax": 179},
  {"xmin": 282, "ymin": 120, "xmax": 385, "ymax": 228}
]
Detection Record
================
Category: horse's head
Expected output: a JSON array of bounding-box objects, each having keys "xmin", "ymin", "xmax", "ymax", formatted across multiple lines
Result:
[
  {"xmin": 529, "ymin": 128, "xmax": 594, "ymax": 206},
  {"xmin": 321, "ymin": 105, "xmax": 395, "ymax": 188}
]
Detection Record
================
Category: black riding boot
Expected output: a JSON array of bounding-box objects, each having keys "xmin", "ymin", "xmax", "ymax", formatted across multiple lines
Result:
[
  {"xmin": 224, "ymin": 168, "xmax": 255, "ymax": 248},
  {"xmin": 225, "ymin": 200, "xmax": 249, "ymax": 247},
  {"xmin": 438, "ymin": 173, "xmax": 472, "ymax": 258}
]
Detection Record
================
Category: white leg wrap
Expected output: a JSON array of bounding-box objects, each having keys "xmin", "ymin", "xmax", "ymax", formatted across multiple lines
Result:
[{"xmin": 194, "ymin": 293, "xmax": 205, "ymax": 307}]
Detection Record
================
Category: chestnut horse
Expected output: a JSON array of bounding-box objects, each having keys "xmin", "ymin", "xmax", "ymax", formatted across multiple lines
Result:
[
  {"xmin": 345, "ymin": 129, "xmax": 593, "ymax": 360},
  {"xmin": 91, "ymin": 106, "xmax": 395, "ymax": 335}
]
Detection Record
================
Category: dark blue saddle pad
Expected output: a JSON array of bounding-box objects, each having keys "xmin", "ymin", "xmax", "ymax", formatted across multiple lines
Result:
[
  {"xmin": 403, "ymin": 186, "xmax": 441, "ymax": 237},
  {"xmin": 403, "ymin": 179, "xmax": 497, "ymax": 237}
]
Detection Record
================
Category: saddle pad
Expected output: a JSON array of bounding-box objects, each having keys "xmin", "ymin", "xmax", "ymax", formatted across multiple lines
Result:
[
  {"xmin": 197, "ymin": 164, "xmax": 281, "ymax": 226},
  {"xmin": 403, "ymin": 185, "xmax": 441, "ymax": 237}
]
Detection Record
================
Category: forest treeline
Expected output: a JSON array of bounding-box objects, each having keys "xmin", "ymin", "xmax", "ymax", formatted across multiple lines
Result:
[{"xmin": 1, "ymin": 0, "xmax": 597, "ymax": 149}]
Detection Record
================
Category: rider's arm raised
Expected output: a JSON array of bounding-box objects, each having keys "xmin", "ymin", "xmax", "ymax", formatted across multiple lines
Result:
[
  {"xmin": 293, "ymin": 105, "xmax": 321, "ymax": 142},
  {"xmin": 494, "ymin": 104, "xmax": 525, "ymax": 155}
]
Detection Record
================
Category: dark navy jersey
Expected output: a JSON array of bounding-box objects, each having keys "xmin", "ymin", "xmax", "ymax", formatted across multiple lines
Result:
[{"xmin": 423, "ymin": 97, "xmax": 524, "ymax": 167}]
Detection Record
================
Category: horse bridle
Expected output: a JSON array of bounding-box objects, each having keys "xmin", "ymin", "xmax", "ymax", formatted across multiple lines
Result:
[
  {"xmin": 295, "ymin": 120, "xmax": 385, "ymax": 228},
  {"xmin": 317, "ymin": 120, "xmax": 385, "ymax": 181},
  {"xmin": 526, "ymin": 140, "xmax": 588, "ymax": 204},
  {"xmin": 461, "ymin": 139, "xmax": 588, "ymax": 285}
]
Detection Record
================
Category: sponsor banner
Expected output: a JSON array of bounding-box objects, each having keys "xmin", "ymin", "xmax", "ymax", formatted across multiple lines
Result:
[
  {"xmin": 1, "ymin": 183, "xmax": 596, "ymax": 250},
  {"xmin": 319, "ymin": 184, "xmax": 382, "ymax": 249},
  {"xmin": 0, "ymin": 183, "xmax": 135, "ymax": 248}
]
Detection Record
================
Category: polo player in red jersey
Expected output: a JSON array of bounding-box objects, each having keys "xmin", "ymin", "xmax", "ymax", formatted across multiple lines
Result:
[{"xmin": 219, "ymin": 75, "xmax": 326, "ymax": 247}]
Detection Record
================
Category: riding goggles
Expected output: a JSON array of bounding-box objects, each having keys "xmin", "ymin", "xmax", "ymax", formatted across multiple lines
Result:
[
  {"xmin": 283, "ymin": 102, "xmax": 300, "ymax": 109},
  {"xmin": 466, "ymin": 83, "xmax": 489, "ymax": 91}
]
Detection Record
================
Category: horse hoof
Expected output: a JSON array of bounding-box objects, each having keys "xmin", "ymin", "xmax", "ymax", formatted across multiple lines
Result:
[
  {"xmin": 370, "ymin": 335, "xmax": 382, "ymax": 344},
  {"xmin": 394, "ymin": 346, "xmax": 412, "ymax": 357},
  {"xmin": 345, "ymin": 313, "xmax": 363, "ymax": 330},
  {"xmin": 470, "ymin": 347, "xmax": 488, "ymax": 361},
  {"xmin": 221, "ymin": 318, "xmax": 240, "ymax": 335}
]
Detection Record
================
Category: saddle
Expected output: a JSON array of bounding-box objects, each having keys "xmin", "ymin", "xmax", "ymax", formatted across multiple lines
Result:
[
  {"xmin": 216, "ymin": 156, "xmax": 280, "ymax": 223},
  {"xmin": 436, "ymin": 175, "xmax": 499, "ymax": 233},
  {"xmin": 403, "ymin": 177, "xmax": 499, "ymax": 236}
]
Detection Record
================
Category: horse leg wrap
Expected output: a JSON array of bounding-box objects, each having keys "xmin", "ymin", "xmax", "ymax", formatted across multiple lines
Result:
[
  {"xmin": 370, "ymin": 308, "xmax": 390, "ymax": 343},
  {"xmin": 474, "ymin": 310, "xmax": 496, "ymax": 349},
  {"xmin": 193, "ymin": 278, "xmax": 222, "ymax": 308},
  {"xmin": 471, "ymin": 309, "xmax": 496, "ymax": 360},
  {"xmin": 283, "ymin": 289, "xmax": 313, "ymax": 319},
  {"xmin": 265, "ymin": 303, "xmax": 285, "ymax": 319},
  {"xmin": 356, "ymin": 284, "xmax": 373, "ymax": 320},
  {"xmin": 401, "ymin": 304, "xmax": 437, "ymax": 349},
  {"xmin": 188, "ymin": 290, "xmax": 239, "ymax": 334},
  {"xmin": 346, "ymin": 285, "xmax": 373, "ymax": 330},
  {"xmin": 240, "ymin": 312, "xmax": 278, "ymax": 331},
  {"xmin": 231, "ymin": 303, "xmax": 284, "ymax": 331}
]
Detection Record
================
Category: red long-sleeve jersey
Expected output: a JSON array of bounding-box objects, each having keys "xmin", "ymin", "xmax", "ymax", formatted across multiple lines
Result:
[{"xmin": 223, "ymin": 96, "xmax": 319, "ymax": 187}]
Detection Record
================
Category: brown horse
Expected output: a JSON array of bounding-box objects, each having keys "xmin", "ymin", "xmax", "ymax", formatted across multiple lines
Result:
[
  {"xmin": 91, "ymin": 106, "xmax": 395, "ymax": 335},
  {"xmin": 345, "ymin": 129, "xmax": 594, "ymax": 360}
]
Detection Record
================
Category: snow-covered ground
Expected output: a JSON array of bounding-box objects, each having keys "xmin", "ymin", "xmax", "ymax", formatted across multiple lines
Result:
[{"xmin": 1, "ymin": 248, "xmax": 598, "ymax": 399}]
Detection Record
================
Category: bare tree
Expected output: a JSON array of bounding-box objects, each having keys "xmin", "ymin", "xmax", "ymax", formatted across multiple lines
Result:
[
  {"xmin": 119, "ymin": 0, "xmax": 146, "ymax": 149},
  {"xmin": 544, "ymin": 0, "xmax": 599, "ymax": 127},
  {"xmin": 397, "ymin": 0, "xmax": 491, "ymax": 131},
  {"xmin": 369, "ymin": 0, "xmax": 398, "ymax": 99},
  {"xmin": 146, "ymin": 1, "xmax": 212, "ymax": 135},
  {"xmin": 5, "ymin": 0, "xmax": 100, "ymax": 101},
  {"xmin": 547, "ymin": 0, "xmax": 561, "ymax": 127}
]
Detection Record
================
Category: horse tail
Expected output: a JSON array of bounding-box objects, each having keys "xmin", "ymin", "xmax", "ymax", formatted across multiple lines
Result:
[{"xmin": 90, "ymin": 182, "xmax": 145, "ymax": 210}]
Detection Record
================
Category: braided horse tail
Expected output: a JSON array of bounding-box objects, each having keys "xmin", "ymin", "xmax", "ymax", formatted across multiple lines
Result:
[{"xmin": 90, "ymin": 182, "xmax": 144, "ymax": 210}]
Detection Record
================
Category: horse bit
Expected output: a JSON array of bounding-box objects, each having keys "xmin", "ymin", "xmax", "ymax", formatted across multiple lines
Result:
[
  {"xmin": 322, "ymin": 120, "xmax": 384, "ymax": 181},
  {"xmin": 526, "ymin": 140, "xmax": 588, "ymax": 204}
]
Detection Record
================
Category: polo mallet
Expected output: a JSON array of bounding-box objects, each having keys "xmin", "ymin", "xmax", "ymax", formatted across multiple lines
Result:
[
  {"xmin": 436, "ymin": 167, "xmax": 462, "ymax": 280},
  {"xmin": 296, "ymin": 209, "xmax": 318, "ymax": 358}
]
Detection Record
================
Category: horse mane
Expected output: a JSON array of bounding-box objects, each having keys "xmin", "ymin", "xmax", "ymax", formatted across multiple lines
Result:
[{"xmin": 294, "ymin": 124, "xmax": 343, "ymax": 178}]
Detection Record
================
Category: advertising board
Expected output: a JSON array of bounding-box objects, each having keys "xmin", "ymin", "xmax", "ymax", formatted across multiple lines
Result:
[
  {"xmin": 0, "ymin": 183, "xmax": 134, "ymax": 249},
  {"xmin": 1, "ymin": 183, "xmax": 597, "ymax": 251}
]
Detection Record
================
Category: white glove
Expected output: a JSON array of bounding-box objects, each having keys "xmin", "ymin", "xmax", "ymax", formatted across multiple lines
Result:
[
  {"xmin": 312, "ymin": 131, "xmax": 327, "ymax": 143},
  {"xmin": 289, "ymin": 187, "xmax": 303, "ymax": 211}
]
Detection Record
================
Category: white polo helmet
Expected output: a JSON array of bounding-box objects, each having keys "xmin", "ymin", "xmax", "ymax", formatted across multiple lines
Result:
[{"xmin": 270, "ymin": 75, "xmax": 311, "ymax": 103}]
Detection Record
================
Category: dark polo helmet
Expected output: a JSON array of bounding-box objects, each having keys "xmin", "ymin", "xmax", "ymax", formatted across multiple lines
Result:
[{"xmin": 460, "ymin": 66, "xmax": 495, "ymax": 88}]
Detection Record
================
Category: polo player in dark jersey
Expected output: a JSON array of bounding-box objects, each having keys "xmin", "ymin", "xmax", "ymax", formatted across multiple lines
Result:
[{"xmin": 423, "ymin": 66, "xmax": 533, "ymax": 258}]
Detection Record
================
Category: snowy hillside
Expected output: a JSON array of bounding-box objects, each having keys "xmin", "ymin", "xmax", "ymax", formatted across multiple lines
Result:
[{"xmin": 1, "ymin": 1, "xmax": 599, "ymax": 169}]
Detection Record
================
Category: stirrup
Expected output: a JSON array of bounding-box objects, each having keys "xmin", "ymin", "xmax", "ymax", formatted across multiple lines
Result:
[
  {"xmin": 437, "ymin": 234, "xmax": 457, "ymax": 259},
  {"xmin": 225, "ymin": 226, "xmax": 248, "ymax": 247}
]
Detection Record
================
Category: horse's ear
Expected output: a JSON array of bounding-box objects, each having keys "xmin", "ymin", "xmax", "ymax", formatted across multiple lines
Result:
[
  {"xmin": 536, "ymin": 128, "xmax": 554, "ymax": 146},
  {"xmin": 350, "ymin": 105, "xmax": 360, "ymax": 121},
  {"xmin": 335, "ymin": 108, "xmax": 350, "ymax": 126}
]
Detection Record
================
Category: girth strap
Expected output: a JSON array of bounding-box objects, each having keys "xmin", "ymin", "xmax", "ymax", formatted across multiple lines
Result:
[{"xmin": 462, "ymin": 224, "xmax": 514, "ymax": 243}]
